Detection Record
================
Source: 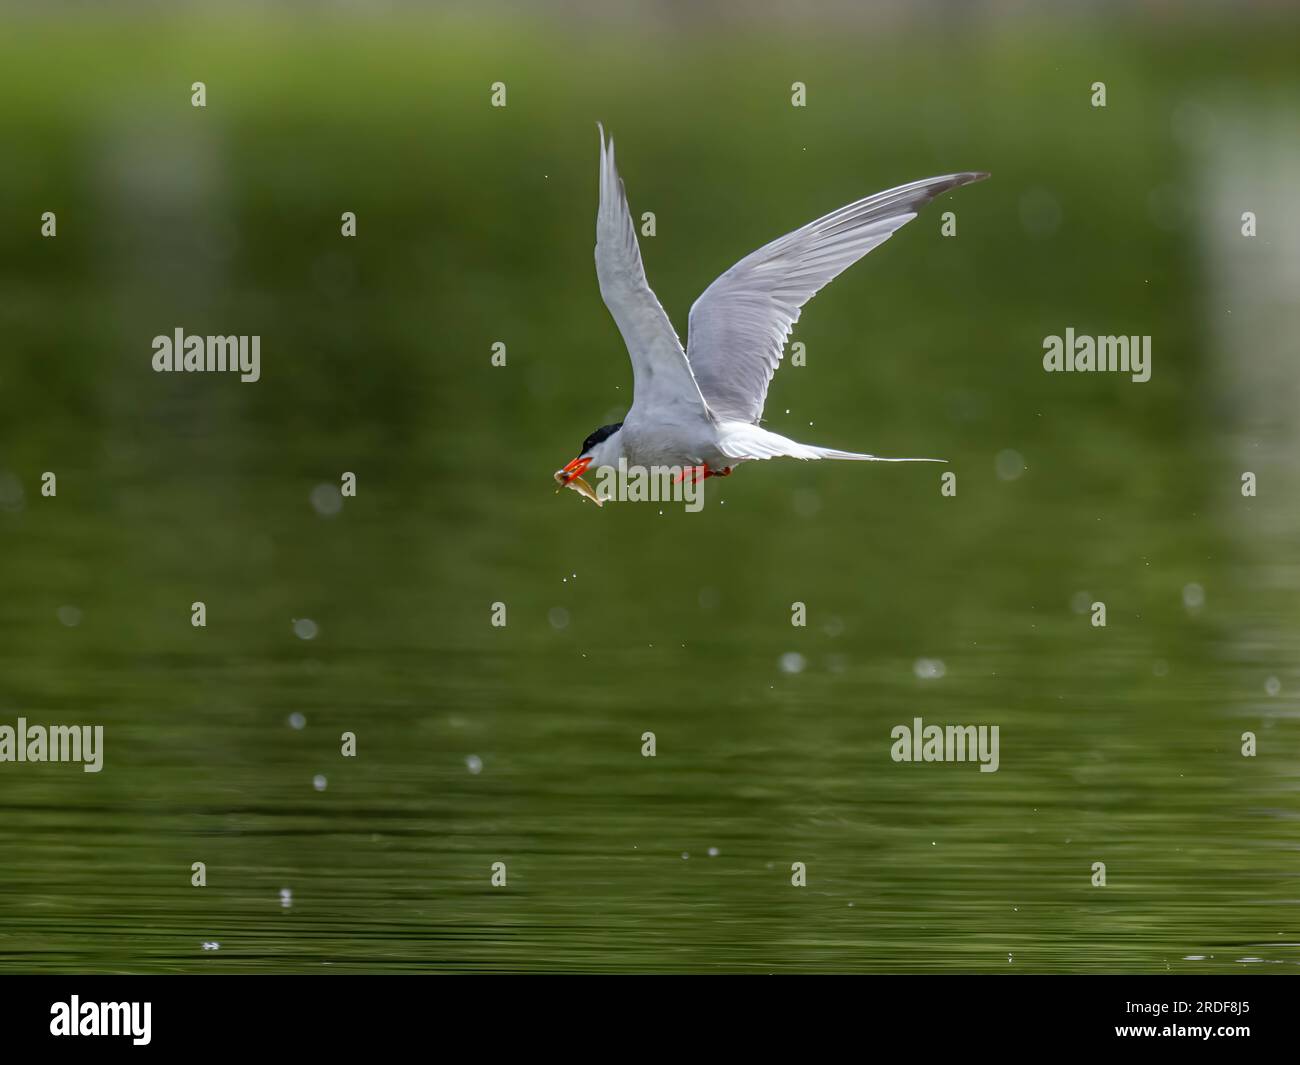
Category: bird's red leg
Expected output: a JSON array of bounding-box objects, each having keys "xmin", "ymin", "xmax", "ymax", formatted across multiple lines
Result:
[{"xmin": 673, "ymin": 464, "xmax": 730, "ymax": 482}]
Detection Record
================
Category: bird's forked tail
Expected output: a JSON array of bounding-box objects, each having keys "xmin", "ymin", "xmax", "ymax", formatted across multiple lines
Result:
[{"xmin": 717, "ymin": 424, "xmax": 945, "ymax": 464}]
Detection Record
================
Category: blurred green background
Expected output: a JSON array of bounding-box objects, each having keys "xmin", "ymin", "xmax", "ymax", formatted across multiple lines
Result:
[{"xmin": 1, "ymin": 2, "xmax": 1298, "ymax": 973}]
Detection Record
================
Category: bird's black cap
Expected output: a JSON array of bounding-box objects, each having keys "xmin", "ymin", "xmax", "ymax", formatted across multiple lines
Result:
[{"xmin": 580, "ymin": 422, "xmax": 623, "ymax": 456}]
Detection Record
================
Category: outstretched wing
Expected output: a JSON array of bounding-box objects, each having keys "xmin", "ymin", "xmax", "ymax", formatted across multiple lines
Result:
[
  {"xmin": 685, "ymin": 172, "xmax": 988, "ymax": 424},
  {"xmin": 594, "ymin": 125, "xmax": 711, "ymax": 419}
]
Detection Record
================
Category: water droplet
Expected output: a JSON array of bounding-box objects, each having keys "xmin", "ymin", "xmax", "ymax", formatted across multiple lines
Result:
[
  {"xmin": 201, "ymin": 941, "xmax": 220, "ymax": 951},
  {"xmin": 913, "ymin": 657, "xmax": 946, "ymax": 680},
  {"xmin": 465, "ymin": 754, "xmax": 483, "ymax": 775},
  {"xmin": 792, "ymin": 489, "xmax": 821, "ymax": 517},
  {"xmin": 288, "ymin": 712, "xmax": 306, "ymax": 730},
  {"xmin": 310, "ymin": 483, "xmax": 343, "ymax": 517},
  {"xmin": 995, "ymin": 449, "xmax": 1025, "ymax": 481},
  {"xmin": 707, "ymin": 846, "xmax": 720, "ymax": 857},
  {"xmin": 779, "ymin": 652, "xmax": 806, "ymax": 674},
  {"xmin": 1265, "ymin": 676, "xmax": 1281, "ymax": 696},
  {"xmin": 1182, "ymin": 582, "xmax": 1205, "ymax": 611},
  {"xmin": 57, "ymin": 605, "xmax": 82, "ymax": 628},
  {"xmin": 279, "ymin": 888, "xmax": 293, "ymax": 908},
  {"xmin": 293, "ymin": 618, "xmax": 318, "ymax": 640},
  {"xmin": 548, "ymin": 606, "xmax": 570, "ymax": 630},
  {"xmin": 312, "ymin": 774, "xmax": 327, "ymax": 792}
]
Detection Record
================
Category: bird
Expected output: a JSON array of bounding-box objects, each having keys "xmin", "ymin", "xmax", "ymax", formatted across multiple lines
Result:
[{"xmin": 554, "ymin": 125, "xmax": 987, "ymax": 506}]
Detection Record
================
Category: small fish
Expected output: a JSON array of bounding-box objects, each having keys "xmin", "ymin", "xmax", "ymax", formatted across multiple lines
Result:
[{"xmin": 554, "ymin": 466, "xmax": 603, "ymax": 506}]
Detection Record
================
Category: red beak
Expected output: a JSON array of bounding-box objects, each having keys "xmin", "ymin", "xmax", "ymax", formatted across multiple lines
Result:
[{"xmin": 556, "ymin": 456, "xmax": 592, "ymax": 485}]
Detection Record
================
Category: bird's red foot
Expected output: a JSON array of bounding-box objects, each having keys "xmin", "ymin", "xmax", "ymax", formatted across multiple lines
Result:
[{"xmin": 675, "ymin": 465, "xmax": 733, "ymax": 483}]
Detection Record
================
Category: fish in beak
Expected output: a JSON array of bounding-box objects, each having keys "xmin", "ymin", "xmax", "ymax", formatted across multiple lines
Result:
[{"xmin": 554, "ymin": 456, "xmax": 603, "ymax": 506}]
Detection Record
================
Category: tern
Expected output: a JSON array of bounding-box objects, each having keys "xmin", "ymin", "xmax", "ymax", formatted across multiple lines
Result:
[{"xmin": 555, "ymin": 126, "xmax": 987, "ymax": 506}]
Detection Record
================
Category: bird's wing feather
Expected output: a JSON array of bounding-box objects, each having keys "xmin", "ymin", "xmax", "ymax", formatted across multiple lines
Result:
[
  {"xmin": 595, "ymin": 125, "xmax": 711, "ymax": 420},
  {"xmin": 686, "ymin": 172, "xmax": 988, "ymax": 424}
]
